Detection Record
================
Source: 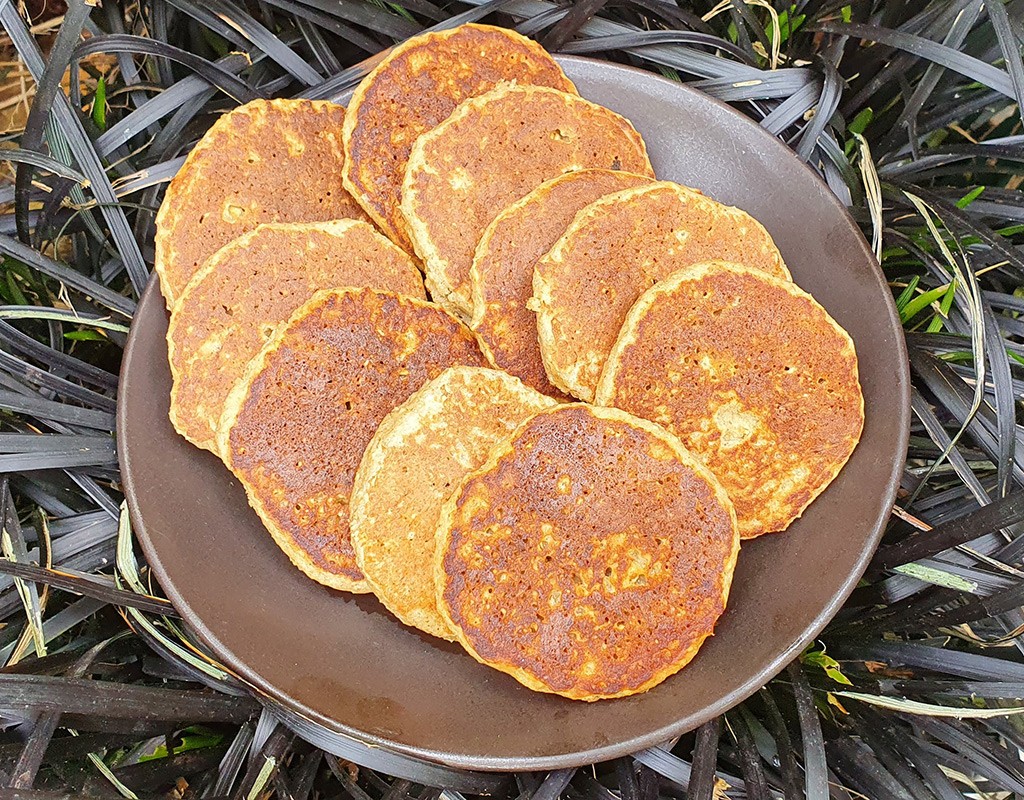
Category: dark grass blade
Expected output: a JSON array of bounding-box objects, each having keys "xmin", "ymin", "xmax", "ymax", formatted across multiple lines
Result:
[
  {"xmin": 982, "ymin": 0, "xmax": 1024, "ymax": 113},
  {"xmin": 6, "ymin": 635, "xmax": 125, "ymax": 789},
  {"xmin": 296, "ymin": 15, "xmax": 343, "ymax": 74},
  {"xmin": 794, "ymin": 58, "xmax": 842, "ymax": 160},
  {"xmin": 0, "ymin": 674, "xmax": 259, "ymax": 722},
  {"xmin": 0, "ymin": 1, "xmax": 1021, "ymax": 797},
  {"xmin": 12, "ymin": 0, "xmax": 93, "ymax": 246},
  {"xmin": 980, "ymin": 298, "xmax": 1016, "ymax": 498},
  {"xmin": 825, "ymin": 737, "xmax": 917, "ymax": 800},
  {"xmin": 73, "ymin": 35, "xmax": 263, "ymax": 103},
  {"xmin": 811, "ymin": 20, "xmax": 1018, "ymax": 100},
  {"xmin": 530, "ymin": 768, "xmax": 575, "ymax": 800},
  {"xmin": 731, "ymin": 712, "xmax": 771, "ymax": 800},
  {"xmin": 181, "ymin": 0, "xmax": 322, "ymax": 86},
  {"xmin": 95, "ymin": 51, "xmax": 252, "ymax": 157},
  {"xmin": 686, "ymin": 718, "xmax": 720, "ymax": 800},
  {"xmin": 789, "ymin": 662, "xmax": 828, "ymax": 800},
  {"xmin": 558, "ymin": 31, "xmax": 757, "ymax": 67},
  {"xmin": 872, "ymin": 486, "xmax": 1024, "ymax": 570},
  {"xmin": 0, "ymin": 3, "xmax": 149, "ymax": 295},
  {"xmin": 614, "ymin": 758, "xmax": 639, "ymax": 800},
  {"xmin": 907, "ymin": 716, "xmax": 1024, "ymax": 793},
  {"xmin": 541, "ymin": 0, "xmax": 609, "ymax": 51},
  {"xmin": 281, "ymin": 0, "xmax": 422, "ymax": 39},
  {"xmin": 0, "ymin": 236, "xmax": 135, "ymax": 319},
  {"xmin": 260, "ymin": 0, "xmax": 389, "ymax": 55},
  {"xmin": 0, "ymin": 560, "xmax": 174, "ymax": 615},
  {"xmin": 0, "ymin": 150, "xmax": 89, "ymax": 184},
  {"xmin": 0, "ymin": 349, "xmax": 116, "ymax": 411},
  {"xmin": 877, "ymin": 1, "xmax": 982, "ymax": 156},
  {"xmin": 0, "ymin": 389, "xmax": 115, "ymax": 429},
  {"xmin": 833, "ymin": 639, "xmax": 1024, "ymax": 682},
  {"xmin": 0, "ymin": 321, "xmax": 119, "ymax": 390},
  {"xmin": 757, "ymin": 690, "xmax": 802, "ymax": 800},
  {"xmin": 847, "ymin": 711, "xmax": 939, "ymax": 800}
]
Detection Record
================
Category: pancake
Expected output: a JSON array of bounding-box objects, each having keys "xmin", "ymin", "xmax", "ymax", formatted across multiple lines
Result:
[
  {"xmin": 342, "ymin": 23, "xmax": 576, "ymax": 253},
  {"xmin": 155, "ymin": 98, "xmax": 368, "ymax": 306},
  {"xmin": 351, "ymin": 366, "xmax": 555, "ymax": 639},
  {"xmin": 436, "ymin": 404, "xmax": 739, "ymax": 701},
  {"xmin": 402, "ymin": 84, "xmax": 654, "ymax": 318},
  {"xmin": 220, "ymin": 289, "xmax": 486, "ymax": 591},
  {"xmin": 167, "ymin": 220, "xmax": 424, "ymax": 456},
  {"xmin": 533, "ymin": 181, "xmax": 790, "ymax": 401},
  {"xmin": 595, "ymin": 261, "xmax": 864, "ymax": 539},
  {"xmin": 470, "ymin": 169, "xmax": 653, "ymax": 397}
]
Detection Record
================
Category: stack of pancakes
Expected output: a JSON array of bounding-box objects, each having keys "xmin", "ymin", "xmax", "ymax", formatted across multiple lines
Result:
[{"xmin": 157, "ymin": 24, "xmax": 864, "ymax": 702}]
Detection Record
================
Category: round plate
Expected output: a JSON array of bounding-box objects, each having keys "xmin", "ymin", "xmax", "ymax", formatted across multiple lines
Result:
[{"xmin": 118, "ymin": 56, "xmax": 910, "ymax": 771}]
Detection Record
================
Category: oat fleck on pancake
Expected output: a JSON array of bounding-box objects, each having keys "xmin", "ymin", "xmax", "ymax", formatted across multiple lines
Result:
[
  {"xmin": 220, "ymin": 289, "xmax": 486, "ymax": 592},
  {"xmin": 470, "ymin": 169, "xmax": 653, "ymax": 397},
  {"xmin": 154, "ymin": 98, "xmax": 368, "ymax": 307},
  {"xmin": 351, "ymin": 366, "xmax": 555, "ymax": 639},
  {"xmin": 595, "ymin": 261, "xmax": 863, "ymax": 538},
  {"xmin": 342, "ymin": 23, "xmax": 576, "ymax": 253},
  {"xmin": 533, "ymin": 181, "xmax": 789, "ymax": 401},
  {"xmin": 436, "ymin": 404, "xmax": 738, "ymax": 701},
  {"xmin": 167, "ymin": 220, "xmax": 424, "ymax": 456},
  {"xmin": 402, "ymin": 84, "xmax": 654, "ymax": 318}
]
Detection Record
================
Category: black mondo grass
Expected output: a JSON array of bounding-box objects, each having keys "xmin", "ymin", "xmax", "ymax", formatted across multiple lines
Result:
[{"xmin": 0, "ymin": 0, "xmax": 1021, "ymax": 797}]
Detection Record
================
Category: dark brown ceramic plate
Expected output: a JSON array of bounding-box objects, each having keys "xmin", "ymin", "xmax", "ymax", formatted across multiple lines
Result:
[{"xmin": 118, "ymin": 56, "xmax": 910, "ymax": 773}]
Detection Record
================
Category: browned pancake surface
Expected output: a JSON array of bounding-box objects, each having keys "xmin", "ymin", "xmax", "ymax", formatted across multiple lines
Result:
[
  {"xmin": 343, "ymin": 23, "xmax": 575, "ymax": 252},
  {"xmin": 168, "ymin": 220, "xmax": 424, "ymax": 455},
  {"xmin": 470, "ymin": 169, "xmax": 652, "ymax": 397},
  {"xmin": 534, "ymin": 181, "xmax": 788, "ymax": 401},
  {"xmin": 155, "ymin": 99, "xmax": 368, "ymax": 306},
  {"xmin": 596, "ymin": 261, "xmax": 863, "ymax": 538},
  {"xmin": 436, "ymin": 404, "xmax": 738, "ymax": 700},
  {"xmin": 222, "ymin": 289, "xmax": 485, "ymax": 591},
  {"xmin": 403, "ymin": 84, "xmax": 654, "ymax": 318}
]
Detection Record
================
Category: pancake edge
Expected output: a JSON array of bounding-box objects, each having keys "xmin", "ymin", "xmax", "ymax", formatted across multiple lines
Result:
[
  {"xmin": 154, "ymin": 98, "xmax": 345, "ymax": 309},
  {"xmin": 402, "ymin": 84, "xmax": 652, "ymax": 320},
  {"xmin": 467, "ymin": 169, "xmax": 656, "ymax": 369},
  {"xmin": 532, "ymin": 181, "xmax": 792, "ymax": 402},
  {"xmin": 594, "ymin": 259, "xmax": 865, "ymax": 538},
  {"xmin": 433, "ymin": 402, "xmax": 740, "ymax": 700},
  {"xmin": 167, "ymin": 219, "xmax": 423, "ymax": 458},
  {"xmin": 341, "ymin": 23, "xmax": 577, "ymax": 250},
  {"xmin": 351, "ymin": 365, "xmax": 555, "ymax": 640},
  {"xmin": 217, "ymin": 287, "xmax": 440, "ymax": 594}
]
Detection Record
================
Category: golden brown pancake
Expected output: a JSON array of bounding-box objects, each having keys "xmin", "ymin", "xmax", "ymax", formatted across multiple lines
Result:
[
  {"xmin": 342, "ymin": 23, "xmax": 576, "ymax": 253},
  {"xmin": 155, "ymin": 98, "xmax": 368, "ymax": 306},
  {"xmin": 470, "ymin": 169, "xmax": 653, "ymax": 397},
  {"xmin": 595, "ymin": 261, "xmax": 863, "ymax": 539},
  {"xmin": 436, "ymin": 404, "xmax": 739, "ymax": 701},
  {"xmin": 533, "ymin": 181, "xmax": 789, "ymax": 401},
  {"xmin": 351, "ymin": 366, "xmax": 555, "ymax": 639},
  {"xmin": 402, "ymin": 84, "xmax": 654, "ymax": 318},
  {"xmin": 220, "ymin": 289, "xmax": 486, "ymax": 591},
  {"xmin": 167, "ymin": 220, "xmax": 424, "ymax": 456}
]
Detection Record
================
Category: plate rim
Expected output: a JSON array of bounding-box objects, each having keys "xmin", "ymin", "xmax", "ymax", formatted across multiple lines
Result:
[{"xmin": 117, "ymin": 53, "xmax": 911, "ymax": 773}]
